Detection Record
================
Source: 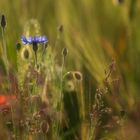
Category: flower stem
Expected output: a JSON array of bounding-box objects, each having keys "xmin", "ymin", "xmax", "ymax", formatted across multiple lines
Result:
[
  {"xmin": 32, "ymin": 43, "xmax": 38, "ymax": 66},
  {"xmin": 1, "ymin": 27, "xmax": 11, "ymax": 91},
  {"xmin": 1, "ymin": 28, "xmax": 9, "ymax": 73},
  {"xmin": 34, "ymin": 50, "xmax": 37, "ymax": 66},
  {"xmin": 56, "ymin": 55, "xmax": 65, "ymax": 136}
]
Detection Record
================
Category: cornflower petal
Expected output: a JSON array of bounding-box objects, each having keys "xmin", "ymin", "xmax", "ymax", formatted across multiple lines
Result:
[
  {"xmin": 21, "ymin": 36, "xmax": 48, "ymax": 45},
  {"xmin": 21, "ymin": 36, "xmax": 28, "ymax": 45},
  {"xmin": 26, "ymin": 37, "xmax": 33, "ymax": 44}
]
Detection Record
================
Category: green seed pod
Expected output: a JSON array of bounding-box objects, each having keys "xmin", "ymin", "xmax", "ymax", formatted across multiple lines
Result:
[
  {"xmin": 1, "ymin": 15, "xmax": 6, "ymax": 29},
  {"xmin": 62, "ymin": 47, "xmax": 68, "ymax": 57},
  {"xmin": 16, "ymin": 43, "xmax": 21, "ymax": 51},
  {"xmin": 24, "ymin": 49, "xmax": 29, "ymax": 59},
  {"xmin": 21, "ymin": 47, "xmax": 32, "ymax": 60}
]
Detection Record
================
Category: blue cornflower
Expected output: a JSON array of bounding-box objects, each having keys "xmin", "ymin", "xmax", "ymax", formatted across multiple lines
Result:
[
  {"xmin": 21, "ymin": 36, "xmax": 48, "ymax": 45},
  {"xmin": 21, "ymin": 36, "xmax": 48, "ymax": 65}
]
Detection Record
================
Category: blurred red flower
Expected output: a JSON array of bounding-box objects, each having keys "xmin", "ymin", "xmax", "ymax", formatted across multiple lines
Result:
[
  {"xmin": 0, "ymin": 95, "xmax": 17, "ymax": 115},
  {"xmin": 0, "ymin": 95, "xmax": 16, "ymax": 105}
]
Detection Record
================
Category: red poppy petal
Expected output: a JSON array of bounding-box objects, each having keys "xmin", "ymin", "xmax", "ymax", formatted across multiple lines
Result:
[{"xmin": 0, "ymin": 96, "xmax": 6, "ymax": 105}]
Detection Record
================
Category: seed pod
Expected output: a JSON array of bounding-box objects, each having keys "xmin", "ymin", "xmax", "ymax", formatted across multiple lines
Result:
[
  {"xmin": 62, "ymin": 47, "xmax": 68, "ymax": 57},
  {"xmin": 74, "ymin": 71, "xmax": 83, "ymax": 81},
  {"xmin": 1, "ymin": 15, "xmax": 6, "ymax": 28},
  {"xmin": 118, "ymin": 0, "xmax": 124, "ymax": 3},
  {"xmin": 16, "ymin": 43, "xmax": 21, "ymax": 51},
  {"xmin": 63, "ymin": 72, "xmax": 74, "ymax": 80},
  {"xmin": 58, "ymin": 25, "xmax": 63, "ymax": 33},
  {"xmin": 24, "ymin": 49, "xmax": 29, "ymax": 59},
  {"xmin": 21, "ymin": 47, "xmax": 31, "ymax": 60}
]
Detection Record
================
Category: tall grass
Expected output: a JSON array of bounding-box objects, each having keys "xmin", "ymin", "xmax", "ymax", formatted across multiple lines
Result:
[{"xmin": 0, "ymin": 0, "xmax": 140, "ymax": 139}]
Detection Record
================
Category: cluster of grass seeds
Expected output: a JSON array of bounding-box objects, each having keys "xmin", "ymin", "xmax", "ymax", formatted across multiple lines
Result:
[{"xmin": 88, "ymin": 60, "xmax": 127, "ymax": 140}]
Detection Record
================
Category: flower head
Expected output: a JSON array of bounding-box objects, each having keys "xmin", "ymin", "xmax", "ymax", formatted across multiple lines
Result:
[
  {"xmin": 0, "ymin": 95, "xmax": 17, "ymax": 115},
  {"xmin": 21, "ymin": 36, "xmax": 48, "ymax": 45},
  {"xmin": 0, "ymin": 95, "xmax": 16, "ymax": 105}
]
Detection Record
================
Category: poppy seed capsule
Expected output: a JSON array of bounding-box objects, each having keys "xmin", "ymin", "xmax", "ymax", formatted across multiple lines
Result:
[
  {"xmin": 62, "ymin": 48, "xmax": 68, "ymax": 57},
  {"xmin": 1, "ymin": 15, "xmax": 6, "ymax": 28}
]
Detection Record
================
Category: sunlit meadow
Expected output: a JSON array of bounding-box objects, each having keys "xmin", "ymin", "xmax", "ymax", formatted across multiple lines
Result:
[{"xmin": 0, "ymin": 0, "xmax": 140, "ymax": 140}]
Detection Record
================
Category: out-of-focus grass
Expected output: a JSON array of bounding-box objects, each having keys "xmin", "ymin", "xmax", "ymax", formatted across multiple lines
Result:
[
  {"xmin": 0, "ymin": 0, "xmax": 138, "ymax": 84},
  {"xmin": 0, "ymin": 0, "xmax": 140, "ymax": 139}
]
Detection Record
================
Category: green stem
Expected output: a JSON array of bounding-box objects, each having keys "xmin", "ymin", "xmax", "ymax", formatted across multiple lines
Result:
[
  {"xmin": 34, "ymin": 51, "xmax": 37, "ymax": 66},
  {"xmin": 1, "ymin": 27, "xmax": 9, "ymax": 73},
  {"xmin": 1, "ymin": 27, "xmax": 11, "ymax": 91},
  {"xmin": 56, "ymin": 55, "xmax": 65, "ymax": 137}
]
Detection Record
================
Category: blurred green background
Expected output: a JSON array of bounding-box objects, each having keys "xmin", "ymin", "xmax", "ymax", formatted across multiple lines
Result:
[
  {"xmin": 0, "ymin": 0, "xmax": 140, "ymax": 95},
  {"xmin": 0, "ymin": 0, "xmax": 139, "ymax": 111},
  {"xmin": 0, "ymin": 0, "xmax": 140, "ymax": 139}
]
